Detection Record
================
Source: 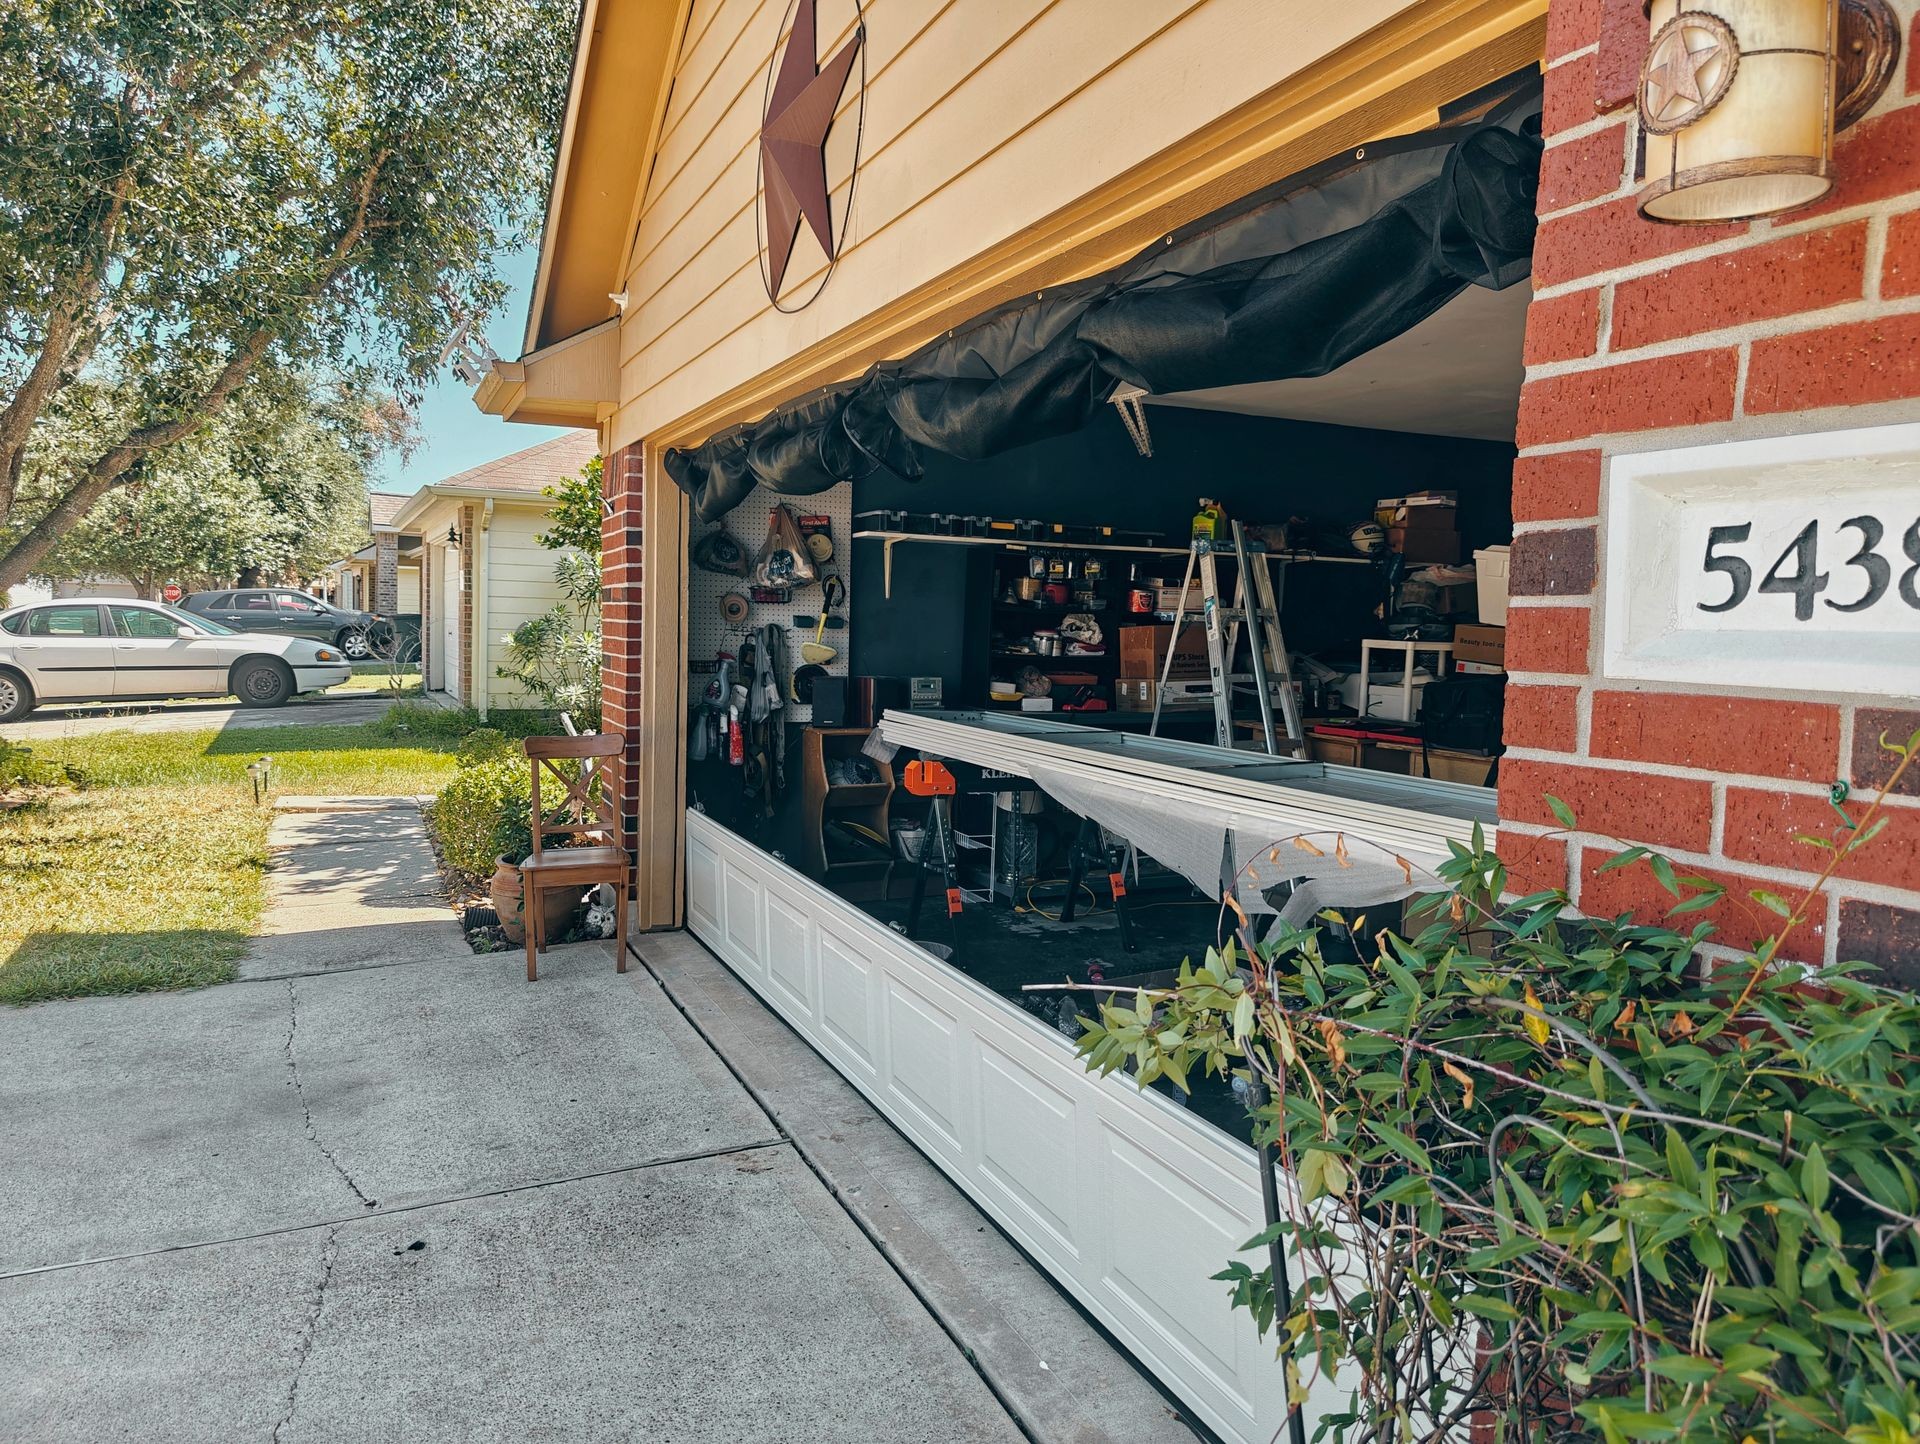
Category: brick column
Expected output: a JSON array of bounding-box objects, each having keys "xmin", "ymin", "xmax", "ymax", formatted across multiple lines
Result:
[
  {"xmin": 1500, "ymin": 0, "xmax": 1920, "ymax": 977},
  {"xmin": 601, "ymin": 443, "xmax": 645, "ymax": 879},
  {"xmin": 374, "ymin": 532, "xmax": 399, "ymax": 615}
]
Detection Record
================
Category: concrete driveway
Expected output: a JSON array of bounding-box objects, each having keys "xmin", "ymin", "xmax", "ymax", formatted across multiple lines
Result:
[
  {"xmin": 0, "ymin": 796, "xmax": 1189, "ymax": 1443},
  {"xmin": 1, "ymin": 690, "xmax": 398, "ymax": 740},
  {"xmin": 0, "ymin": 947, "xmax": 1038, "ymax": 1444}
]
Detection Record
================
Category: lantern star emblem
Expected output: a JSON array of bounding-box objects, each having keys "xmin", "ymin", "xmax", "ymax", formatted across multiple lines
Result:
[
  {"xmin": 760, "ymin": 0, "xmax": 862, "ymax": 298},
  {"xmin": 1641, "ymin": 15, "xmax": 1737, "ymax": 132}
]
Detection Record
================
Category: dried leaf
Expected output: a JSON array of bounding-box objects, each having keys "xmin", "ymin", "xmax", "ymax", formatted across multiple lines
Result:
[
  {"xmin": 1317, "ymin": 1017, "xmax": 1348, "ymax": 1071},
  {"xmin": 1670, "ymin": 1010, "xmax": 1696, "ymax": 1039},
  {"xmin": 1393, "ymin": 854, "xmax": 1413, "ymax": 885},
  {"xmin": 1521, "ymin": 983, "xmax": 1551, "ymax": 1048},
  {"xmin": 1443, "ymin": 1060, "xmax": 1475, "ymax": 1111},
  {"xmin": 1615, "ymin": 1000, "xmax": 1636, "ymax": 1034},
  {"xmin": 1335, "ymin": 833, "xmax": 1351, "ymax": 869},
  {"xmin": 1268, "ymin": 846, "xmax": 1280, "ymax": 863},
  {"xmin": 1449, "ymin": 894, "xmax": 1466, "ymax": 924},
  {"xmin": 1221, "ymin": 890, "xmax": 1249, "ymax": 927},
  {"xmin": 1293, "ymin": 837, "xmax": 1325, "ymax": 858}
]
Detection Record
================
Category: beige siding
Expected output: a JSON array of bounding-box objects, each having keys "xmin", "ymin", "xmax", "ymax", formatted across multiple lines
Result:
[
  {"xmin": 398, "ymin": 565, "xmax": 422, "ymax": 615},
  {"xmin": 614, "ymin": 0, "xmax": 1424, "ymax": 448},
  {"xmin": 482, "ymin": 503, "xmax": 583, "ymax": 712}
]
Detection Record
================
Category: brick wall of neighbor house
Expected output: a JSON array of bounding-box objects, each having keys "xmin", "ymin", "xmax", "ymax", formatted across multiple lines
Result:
[
  {"xmin": 601, "ymin": 443, "xmax": 644, "ymax": 875},
  {"xmin": 374, "ymin": 533, "xmax": 399, "ymax": 615},
  {"xmin": 1502, "ymin": 0, "xmax": 1920, "ymax": 981}
]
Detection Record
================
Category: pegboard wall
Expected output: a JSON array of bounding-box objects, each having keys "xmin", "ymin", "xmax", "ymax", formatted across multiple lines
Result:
[{"xmin": 686, "ymin": 481, "xmax": 853, "ymax": 725}]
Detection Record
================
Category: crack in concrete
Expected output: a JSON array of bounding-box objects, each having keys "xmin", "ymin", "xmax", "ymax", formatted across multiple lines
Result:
[
  {"xmin": 270, "ymin": 1223, "xmax": 340, "ymax": 1444},
  {"xmin": 282, "ymin": 980, "xmax": 378, "ymax": 1210}
]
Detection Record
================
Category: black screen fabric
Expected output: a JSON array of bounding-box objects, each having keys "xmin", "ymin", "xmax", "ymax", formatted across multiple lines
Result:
[{"xmin": 664, "ymin": 87, "xmax": 1541, "ymax": 521}]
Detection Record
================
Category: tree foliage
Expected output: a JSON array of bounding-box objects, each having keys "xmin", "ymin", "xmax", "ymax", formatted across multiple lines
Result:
[
  {"xmin": 0, "ymin": 0, "xmax": 574, "ymax": 585},
  {"xmin": 29, "ymin": 372, "xmax": 409, "ymax": 593},
  {"xmin": 1072, "ymin": 731, "xmax": 1920, "ymax": 1444}
]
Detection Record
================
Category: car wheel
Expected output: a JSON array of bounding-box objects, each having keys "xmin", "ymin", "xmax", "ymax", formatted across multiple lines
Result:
[
  {"xmin": 234, "ymin": 658, "xmax": 294, "ymax": 708},
  {"xmin": 0, "ymin": 668, "xmax": 34, "ymax": 723},
  {"xmin": 338, "ymin": 627, "xmax": 372, "ymax": 660}
]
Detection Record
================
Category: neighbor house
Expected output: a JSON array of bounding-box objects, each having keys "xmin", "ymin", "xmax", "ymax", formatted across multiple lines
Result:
[
  {"xmin": 387, "ymin": 433, "xmax": 598, "ymax": 715},
  {"xmin": 314, "ymin": 492, "xmax": 423, "ymax": 617}
]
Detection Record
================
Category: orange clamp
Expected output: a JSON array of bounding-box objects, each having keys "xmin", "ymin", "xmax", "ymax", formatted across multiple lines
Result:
[{"xmin": 903, "ymin": 759, "xmax": 957, "ymax": 796}]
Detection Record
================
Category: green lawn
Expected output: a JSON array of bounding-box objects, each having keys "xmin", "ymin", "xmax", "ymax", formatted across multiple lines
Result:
[
  {"xmin": 0, "ymin": 723, "xmax": 466, "ymax": 1006},
  {"xmin": 334, "ymin": 663, "xmax": 423, "ymax": 695}
]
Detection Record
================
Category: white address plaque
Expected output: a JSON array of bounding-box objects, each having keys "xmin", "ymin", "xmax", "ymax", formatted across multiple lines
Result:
[{"xmin": 1604, "ymin": 423, "xmax": 1920, "ymax": 699}]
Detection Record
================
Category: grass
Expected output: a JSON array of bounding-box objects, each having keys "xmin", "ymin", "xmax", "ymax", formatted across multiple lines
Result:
[{"xmin": 0, "ymin": 723, "xmax": 468, "ymax": 1006}]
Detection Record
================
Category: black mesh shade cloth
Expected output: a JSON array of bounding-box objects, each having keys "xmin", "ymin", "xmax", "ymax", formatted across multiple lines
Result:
[{"xmin": 665, "ymin": 87, "xmax": 1541, "ymax": 521}]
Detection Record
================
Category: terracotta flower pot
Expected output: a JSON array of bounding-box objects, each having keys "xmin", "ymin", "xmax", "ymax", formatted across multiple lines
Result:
[{"xmin": 488, "ymin": 858, "xmax": 581, "ymax": 946}]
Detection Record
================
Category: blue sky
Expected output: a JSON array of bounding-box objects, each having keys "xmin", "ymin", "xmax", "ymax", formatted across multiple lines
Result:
[{"xmin": 371, "ymin": 243, "xmax": 572, "ymax": 494}]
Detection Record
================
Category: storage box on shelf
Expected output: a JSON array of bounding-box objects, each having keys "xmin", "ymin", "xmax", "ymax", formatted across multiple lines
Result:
[{"xmin": 1473, "ymin": 545, "xmax": 1509, "ymax": 624}]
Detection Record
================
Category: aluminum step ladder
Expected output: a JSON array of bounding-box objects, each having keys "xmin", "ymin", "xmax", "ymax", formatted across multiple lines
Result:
[{"xmin": 1148, "ymin": 520, "xmax": 1306, "ymax": 756}]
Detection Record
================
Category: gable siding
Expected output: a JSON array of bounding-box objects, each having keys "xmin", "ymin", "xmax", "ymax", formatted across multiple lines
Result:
[
  {"xmin": 613, "ymin": 0, "xmax": 1423, "ymax": 449},
  {"xmin": 483, "ymin": 505, "xmax": 585, "ymax": 712}
]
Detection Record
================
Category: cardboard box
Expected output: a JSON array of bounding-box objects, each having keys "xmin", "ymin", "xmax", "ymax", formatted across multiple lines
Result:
[
  {"xmin": 1114, "ymin": 676, "xmax": 1212, "ymax": 711},
  {"xmin": 1153, "ymin": 584, "xmax": 1203, "ymax": 613},
  {"xmin": 1117, "ymin": 624, "xmax": 1209, "ymax": 679},
  {"xmin": 1388, "ymin": 525, "xmax": 1461, "ymax": 563},
  {"xmin": 1453, "ymin": 622, "xmax": 1505, "ymax": 668}
]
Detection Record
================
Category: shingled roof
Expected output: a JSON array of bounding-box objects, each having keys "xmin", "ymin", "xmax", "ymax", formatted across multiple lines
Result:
[
  {"xmin": 431, "ymin": 432, "xmax": 598, "ymax": 496},
  {"xmin": 368, "ymin": 492, "xmax": 410, "ymax": 529}
]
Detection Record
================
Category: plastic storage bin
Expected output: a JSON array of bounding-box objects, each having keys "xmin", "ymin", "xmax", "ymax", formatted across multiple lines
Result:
[{"xmin": 1474, "ymin": 545, "xmax": 1510, "ymax": 625}]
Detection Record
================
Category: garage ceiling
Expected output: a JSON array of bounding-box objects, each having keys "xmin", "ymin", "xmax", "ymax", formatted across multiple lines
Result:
[{"xmin": 1147, "ymin": 281, "xmax": 1531, "ymax": 442}]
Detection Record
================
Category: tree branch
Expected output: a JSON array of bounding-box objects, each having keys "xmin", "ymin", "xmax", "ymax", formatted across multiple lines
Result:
[{"xmin": 0, "ymin": 150, "xmax": 391, "ymax": 588}]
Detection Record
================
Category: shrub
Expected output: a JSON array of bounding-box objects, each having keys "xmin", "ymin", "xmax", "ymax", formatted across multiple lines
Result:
[
  {"xmin": 430, "ymin": 757, "xmax": 531, "ymax": 878},
  {"xmin": 1072, "ymin": 730, "xmax": 1920, "ymax": 1444},
  {"xmin": 454, "ymin": 728, "xmax": 516, "ymax": 768}
]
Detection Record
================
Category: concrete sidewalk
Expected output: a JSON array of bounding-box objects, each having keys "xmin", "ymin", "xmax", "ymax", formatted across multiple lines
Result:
[{"xmin": 0, "ymin": 797, "xmax": 1187, "ymax": 1442}]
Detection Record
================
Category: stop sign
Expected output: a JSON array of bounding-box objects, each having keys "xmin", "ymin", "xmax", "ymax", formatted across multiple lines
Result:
[{"xmin": 162, "ymin": 582, "xmax": 183, "ymax": 603}]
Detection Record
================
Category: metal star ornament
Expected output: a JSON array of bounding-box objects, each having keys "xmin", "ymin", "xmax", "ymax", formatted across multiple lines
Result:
[{"xmin": 759, "ymin": 0, "xmax": 863, "ymax": 299}]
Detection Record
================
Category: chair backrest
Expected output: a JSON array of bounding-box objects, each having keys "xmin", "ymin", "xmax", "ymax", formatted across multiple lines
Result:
[{"xmin": 525, "ymin": 733, "xmax": 624, "ymax": 861}]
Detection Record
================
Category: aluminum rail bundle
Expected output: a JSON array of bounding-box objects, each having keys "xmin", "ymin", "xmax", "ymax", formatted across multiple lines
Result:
[{"xmin": 875, "ymin": 710, "xmax": 1497, "ymax": 882}]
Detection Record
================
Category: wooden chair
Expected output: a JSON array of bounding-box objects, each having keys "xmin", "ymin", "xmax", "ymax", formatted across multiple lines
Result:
[{"xmin": 520, "ymin": 733, "xmax": 629, "ymax": 982}]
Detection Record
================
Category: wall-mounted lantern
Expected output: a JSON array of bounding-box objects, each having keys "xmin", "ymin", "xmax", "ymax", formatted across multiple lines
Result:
[
  {"xmin": 446, "ymin": 522, "xmax": 463, "ymax": 547},
  {"xmin": 1638, "ymin": 0, "xmax": 1901, "ymax": 224}
]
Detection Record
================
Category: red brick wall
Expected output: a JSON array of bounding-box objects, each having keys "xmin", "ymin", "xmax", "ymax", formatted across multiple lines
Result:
[
  {"xmin": 601, "ymin": 443, "xmax": 645, "ymax": 874},
  {"xmin": 1504, "ymin": 0, "xmax": 1920, "ymax": 983}
]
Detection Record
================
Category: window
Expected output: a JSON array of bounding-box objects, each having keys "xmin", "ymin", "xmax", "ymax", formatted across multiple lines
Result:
[
  {"xmin": 200, "ymin": 593, "xmax": 233, "ymax": 610},
  {"xmin": 110, "ymin": 606, "xmax": 184, "ymax": 639},
  {"xmin": 276, "ymin": 592, "xmax": 318, "ymax": 613},
  {"xmin": 26, "ymin": 606, "xmax": 103, "ymax": 637},
  {"xmin": 236, "ymin": 592, "xmax": 274, "ymax": 611},
  {"xmin": 0, "ymin": 612, "xmax": 23, "ymax": 635}
]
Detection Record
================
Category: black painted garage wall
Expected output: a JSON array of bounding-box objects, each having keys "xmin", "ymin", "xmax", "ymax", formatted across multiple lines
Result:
[{"xmin": 853, "ymin": 405, "xmax": 1514, "ymax": 690}]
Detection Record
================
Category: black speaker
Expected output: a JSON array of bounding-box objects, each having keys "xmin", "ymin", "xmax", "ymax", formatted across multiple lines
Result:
[{"xmin": 811, "ymin": 675, "xmax": 848, "ymax": 727}]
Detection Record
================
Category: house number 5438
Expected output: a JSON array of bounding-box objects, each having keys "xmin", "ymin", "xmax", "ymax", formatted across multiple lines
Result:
[{"xmin": 1699, "ymin": 517, "xmax": 1920, "ymax": 620}]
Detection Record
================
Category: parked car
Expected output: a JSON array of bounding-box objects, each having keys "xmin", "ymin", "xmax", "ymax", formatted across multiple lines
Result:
[
  {"xmin": 0, "ymin": 599, "xmax": 352, "ymax": 722},
  {"xmin": 177, "ymin": 588, "xmax": 391, "ymax": 659}
]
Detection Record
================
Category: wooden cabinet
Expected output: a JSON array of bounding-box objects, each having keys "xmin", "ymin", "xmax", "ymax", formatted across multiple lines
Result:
[{"xmin": 800, "ymin": 727, "xmax": 897, "ymax": 899}]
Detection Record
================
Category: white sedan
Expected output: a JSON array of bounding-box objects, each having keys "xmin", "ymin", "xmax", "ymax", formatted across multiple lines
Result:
[{"xmin": 0, "ymin": 598, "xmax": 353, "ymax": 722}]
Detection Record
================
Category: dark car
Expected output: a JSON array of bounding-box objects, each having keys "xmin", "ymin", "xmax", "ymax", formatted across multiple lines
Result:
[{"xmin": 179, "ymin": 589, "xmax": 390, "ymax": 660}]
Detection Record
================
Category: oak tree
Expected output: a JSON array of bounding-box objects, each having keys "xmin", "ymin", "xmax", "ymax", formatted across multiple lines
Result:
[{"xmin": 0, "ymin": 0, "xmax": 573, "ymax": 586}]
